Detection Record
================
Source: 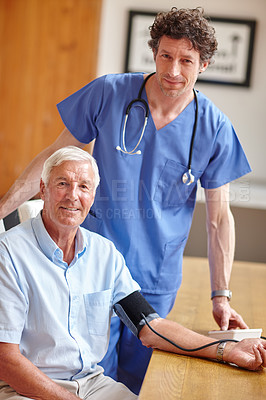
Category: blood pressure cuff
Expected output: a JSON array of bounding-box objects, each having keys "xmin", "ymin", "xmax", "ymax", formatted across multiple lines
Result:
[{"xmin": 114, "ymin": 291, "xmax": 160, "ymax": 337}]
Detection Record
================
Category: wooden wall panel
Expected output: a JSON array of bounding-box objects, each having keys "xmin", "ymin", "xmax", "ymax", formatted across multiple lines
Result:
[{"xmin": 0, "ymin": 0, "xmax": 102, "ymax": 196}]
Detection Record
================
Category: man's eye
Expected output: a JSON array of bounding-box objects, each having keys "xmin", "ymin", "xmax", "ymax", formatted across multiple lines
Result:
[{"xmin": 81, "ymin": 184, "xmax": 92, "ymax": 191}]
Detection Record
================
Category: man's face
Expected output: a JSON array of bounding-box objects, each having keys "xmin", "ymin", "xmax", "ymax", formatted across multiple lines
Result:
[
  {"xmin": 40, "ymin": 160, "xmax": 95, "ymax": 232},
  {"xmin": 154, "ymin": 36, "xmax": 209, "ymax": 97}
]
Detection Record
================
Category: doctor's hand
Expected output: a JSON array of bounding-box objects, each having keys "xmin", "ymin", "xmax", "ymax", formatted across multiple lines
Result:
[
  {"xmin": 223, "ymin": 338, "xmax": 266, "ymax": 371},
  {"xmin": 212, "ymin": 296, "xmax": 248, "ymax": 331}
]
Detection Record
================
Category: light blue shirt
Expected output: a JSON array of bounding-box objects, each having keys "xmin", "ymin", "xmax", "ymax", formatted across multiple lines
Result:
[{"xmin": 0, "ymin": 213, "xmax": 140, "ymax": 380}]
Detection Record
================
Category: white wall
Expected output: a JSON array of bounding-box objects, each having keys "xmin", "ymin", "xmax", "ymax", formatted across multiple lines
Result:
[{"xmin": 97, "ymin": 0, "xmax": 266, "ymax": 207}]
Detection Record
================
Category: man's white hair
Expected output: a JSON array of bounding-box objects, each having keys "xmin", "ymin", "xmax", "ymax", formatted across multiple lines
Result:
[{"xmin": 41, "ymin": 146, "xmax": 100, "ymax": 192}]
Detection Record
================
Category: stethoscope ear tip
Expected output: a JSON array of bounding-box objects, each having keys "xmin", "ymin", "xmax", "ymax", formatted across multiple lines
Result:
[{"xmin": 116, "ymin": 146, "xmax": 122, "ymax": 151}]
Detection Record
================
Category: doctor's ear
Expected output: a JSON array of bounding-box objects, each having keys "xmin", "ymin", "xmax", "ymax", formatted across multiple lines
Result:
[
  {"xmin": 199, "ymin": 61, "xmax": 209, "ymax": 74},
  {"xmin": 152, "ymin": 48, "xmax": 159, "ymax": 62}
]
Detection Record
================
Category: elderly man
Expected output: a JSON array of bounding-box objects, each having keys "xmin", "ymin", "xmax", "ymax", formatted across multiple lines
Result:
[{"xmin": 0, "ymin": 147, "xmax": 265, "ymax": 400}]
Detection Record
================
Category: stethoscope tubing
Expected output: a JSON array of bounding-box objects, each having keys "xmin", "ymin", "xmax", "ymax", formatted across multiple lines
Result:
[
  {"xmin": 116, "ymin": 73, "xmax": 155, "ymax": 155},
  {"xmin": 116, "ymin": 72, "xmax": 198, "ymax": 185}
]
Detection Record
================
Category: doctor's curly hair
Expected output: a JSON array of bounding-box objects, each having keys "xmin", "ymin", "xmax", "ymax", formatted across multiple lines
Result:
[{"xmin": 148, "ymin": 7, "xmax": 217, "ymax": 64}]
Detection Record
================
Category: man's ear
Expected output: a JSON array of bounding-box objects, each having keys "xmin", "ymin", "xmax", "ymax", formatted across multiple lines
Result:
[
  {"xmin": 199, "ymin": 61, "xmax": 209, "ymax": 74},
  {"xmin": 40, "ymin": 179, "xmax": 45, "ymax": 200}
]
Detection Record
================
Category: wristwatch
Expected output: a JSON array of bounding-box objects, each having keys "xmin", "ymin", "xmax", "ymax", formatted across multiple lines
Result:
[
  {"xmin": 216, "ymin": 341, "xmax": 227, "ymax": 362},
  {"xmin": 211, "ymin": 290, "xmax": 232, "ymax": 301}
]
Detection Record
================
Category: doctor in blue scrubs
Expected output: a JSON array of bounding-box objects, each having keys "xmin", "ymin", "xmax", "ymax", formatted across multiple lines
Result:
[{"xmin": 0, "ymin": 7, "xmax": 251, "ymax": 395}]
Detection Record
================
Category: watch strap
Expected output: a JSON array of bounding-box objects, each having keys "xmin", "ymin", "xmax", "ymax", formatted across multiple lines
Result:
[
  {"xmin": 217, "ymin": 341, "xmax": 227, "ymax": 362},
  {"xmin": 211, "ymin": 290, "xmax": 232, "ymax": 301}
]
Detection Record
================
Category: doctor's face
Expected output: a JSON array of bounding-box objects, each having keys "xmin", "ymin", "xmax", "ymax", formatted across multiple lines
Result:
[
  {"xmin": 40, "ymin": 160, "xmax": 95, "ymax": 233},
  {"xmin": 154, "ymin": 36, "xmax": 208, "ymax": 97}
]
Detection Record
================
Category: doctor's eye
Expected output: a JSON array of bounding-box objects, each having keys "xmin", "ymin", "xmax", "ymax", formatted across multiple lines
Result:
[
  {"xmin": 161, "ymin": 54, "xmax": 172, "ymax": 60},
  {"xmin": 182, "ymin": 58, "xmax": 193, "ymax": 64}
]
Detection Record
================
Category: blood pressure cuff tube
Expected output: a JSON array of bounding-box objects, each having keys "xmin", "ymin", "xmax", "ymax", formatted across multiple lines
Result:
[{"xmin": 114, "ymin": 291, "xmax": 160, "ymax": 337}]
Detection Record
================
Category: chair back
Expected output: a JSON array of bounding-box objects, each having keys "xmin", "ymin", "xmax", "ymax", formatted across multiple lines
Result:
[{"xmin": 0, "ymin": 219, "xmax": 5, "ymax": 233}]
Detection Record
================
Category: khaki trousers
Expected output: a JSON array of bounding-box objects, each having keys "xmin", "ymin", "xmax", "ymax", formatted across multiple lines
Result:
[{"xmin": 0, "ymin": 370, "xmax": 138, "ymax": 400}]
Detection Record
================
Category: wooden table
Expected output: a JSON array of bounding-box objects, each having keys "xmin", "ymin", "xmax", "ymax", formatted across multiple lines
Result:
[{"xmin": 139, "ymin": 257, "xmax": 266, "ymax": 400}]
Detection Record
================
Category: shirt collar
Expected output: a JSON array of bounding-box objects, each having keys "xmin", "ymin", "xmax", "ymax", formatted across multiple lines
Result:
[{"xmin": 31, "ymin": 212, "xmax": 86, "ymax": 269}]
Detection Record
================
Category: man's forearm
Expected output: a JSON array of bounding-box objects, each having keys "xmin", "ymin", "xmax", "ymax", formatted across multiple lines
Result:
[
  {"xmin": 0, "ymin": 162, "xmax": 43, "ymax": 219},
  {"xmin": 0, "ymin": 344, "xmax": 79, "ymax": 400},
  {"xmin": 205, "ymin": 185, "xmax": 235, "ymax": 291},
  {"xmin": 0, "ymin": 146, "xmax": 58, "ymax": 219},
  {"xmin": 0, "ymin": 128, "xmax": 85, "ymax": 220},
  {"xmin": 139, "ymin": 318, "xmax": 266, "ymax": 371},
  {"xmin": 204, "ymin": 186, "xmax": 249, "ymax": 329},
  {"xmin": 140, "ymin": 318, "xmax": 218, "ymax": 359},
  {"xmin": 207, "ymin": 209, "xmax": 235, "ymax": 291}
]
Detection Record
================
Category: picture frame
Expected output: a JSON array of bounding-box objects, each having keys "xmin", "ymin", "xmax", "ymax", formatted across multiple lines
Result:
[{"xmin": 124, "ymin": 11, "xmax": 256, "ymax": 87}]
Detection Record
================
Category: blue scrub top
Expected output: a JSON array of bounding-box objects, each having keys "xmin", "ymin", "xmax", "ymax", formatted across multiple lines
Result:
[{"xmin": 57, "ymin": 73, "xmax": 251, "ymax": 303}]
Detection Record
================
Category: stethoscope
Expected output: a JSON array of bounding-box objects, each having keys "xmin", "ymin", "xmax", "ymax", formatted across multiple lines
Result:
[{"xmin": 116, "ymin": 72, "xmax": 198, "ymax": 186}]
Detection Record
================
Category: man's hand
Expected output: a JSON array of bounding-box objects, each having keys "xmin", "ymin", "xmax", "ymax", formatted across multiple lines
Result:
[
  {"xmin": 212, "ymin": 297, "xmax": 248, "ymax": 330},
  {"xmin": 224, "ymin": 339, "xmax": 266, "ymax": 371}
]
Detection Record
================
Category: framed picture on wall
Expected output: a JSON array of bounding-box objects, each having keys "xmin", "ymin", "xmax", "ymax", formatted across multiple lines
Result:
[
  {"xmin": 197, "ymin": 17, "xmax": 256, "ymax": 87},
  {"xmin": 124, "ymin": 11, "xmax": 256, "ymax": 87},
  {"xmin": 124, "ymin": 11, "xmax": 157, "ymax": 74}
]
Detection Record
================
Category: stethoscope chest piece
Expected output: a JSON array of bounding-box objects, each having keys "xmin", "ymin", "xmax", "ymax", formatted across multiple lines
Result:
[{"xmin": 182, "ymin": 169, "xmax": 195, "ymax": 186}]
